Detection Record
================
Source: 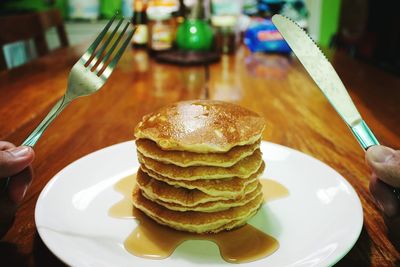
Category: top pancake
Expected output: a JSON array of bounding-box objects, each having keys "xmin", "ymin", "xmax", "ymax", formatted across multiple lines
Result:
[{"xmin": 134, "ymin": 100, "xmax": 265, "ymax": 153}]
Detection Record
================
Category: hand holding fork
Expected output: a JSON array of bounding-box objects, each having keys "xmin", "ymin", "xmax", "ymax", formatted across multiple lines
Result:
[{"xmin": 0, "ymin": 15, "xmax": 134, "ymax": 236}]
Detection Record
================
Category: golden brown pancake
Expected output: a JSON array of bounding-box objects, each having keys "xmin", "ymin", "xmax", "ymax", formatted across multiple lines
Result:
[
  {"xmin": 140, "ymin": 162, "xmax": 265, "ymax": 198},
  {"xmin": 132, "ymin": 100, "xmax": 267, "ymax": 233},
  {"xmin": 134, "ymin": 100, "xmax": 265, "ymax": 153},
  {"xmin": 136, "ymin": 138, "xmax": 261, "ymax": 167},
  {"xmin": 137, "ymin": 149, "xmax": 263, "ymax": 180},
  {"xmin": 132, "ymin": 186, "xmax": 264, "ymax": 233},
  {"xmin": 143, "ymin": 183, "xmax": 263, "ymax": 213},
  {"xmin": 135, "ymin": 168, "xmax": 259, "ymax": 207}
]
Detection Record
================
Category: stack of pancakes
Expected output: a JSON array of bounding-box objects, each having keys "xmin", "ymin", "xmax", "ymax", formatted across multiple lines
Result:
[{"xmin": 132, "ymin": 100, "xmax": 265, "ymax": 233}]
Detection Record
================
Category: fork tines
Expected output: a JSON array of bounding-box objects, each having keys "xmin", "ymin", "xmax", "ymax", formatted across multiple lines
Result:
[{"xmin": 81, "ymin": 14, "xmax": 135, "ymax": 78}]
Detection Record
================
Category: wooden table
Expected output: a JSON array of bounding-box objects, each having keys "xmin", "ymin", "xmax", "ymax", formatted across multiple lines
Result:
[{"xmin": 0, "ymin": 44, "xmax": 399, "ymax": 266}]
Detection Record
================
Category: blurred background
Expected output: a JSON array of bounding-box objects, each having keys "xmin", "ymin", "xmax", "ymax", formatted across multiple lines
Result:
[{"xmin": 0, "ymin": 0, "xmax": 399, "ymax": 76}]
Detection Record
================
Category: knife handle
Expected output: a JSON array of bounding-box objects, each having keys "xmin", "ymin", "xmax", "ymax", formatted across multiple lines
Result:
[
  {"xmin": 352, "ymin": 122, "xmax": 400, "ymax": 206},
  {"xmin": 350, "ymin": 120, "xmax": 380, "ymax": 150}
]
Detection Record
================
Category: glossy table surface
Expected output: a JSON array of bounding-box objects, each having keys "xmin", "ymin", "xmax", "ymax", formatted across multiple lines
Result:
[{"xmin": 0, "ymin": 44, "xmax": 399, "ymax": 266}]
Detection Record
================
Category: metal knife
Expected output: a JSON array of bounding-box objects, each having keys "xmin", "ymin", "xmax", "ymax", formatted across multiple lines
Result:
[{"xmin": 272, "ymin": 14, "xmax": 379, "ymax": 150}]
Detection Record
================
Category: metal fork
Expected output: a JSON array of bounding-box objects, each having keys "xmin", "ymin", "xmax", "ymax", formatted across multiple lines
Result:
[
  {"xmin": 1, "ymin": 15, "xmax": 134, "ymax": 191},
  {"xmin": 24, "ymin": 15, "xmax": 134, "ymax": 146}
]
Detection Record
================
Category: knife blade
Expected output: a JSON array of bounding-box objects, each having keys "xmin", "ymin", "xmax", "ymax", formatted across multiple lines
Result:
[{"xmin": 272, "ymin": 14, "xmax": 379, "ymax": 150}]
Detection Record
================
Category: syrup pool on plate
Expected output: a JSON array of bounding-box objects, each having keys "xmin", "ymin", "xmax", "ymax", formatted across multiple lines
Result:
[{"xmin": 109, "ymin": 174, "xmax": 289, "ymax": 263}]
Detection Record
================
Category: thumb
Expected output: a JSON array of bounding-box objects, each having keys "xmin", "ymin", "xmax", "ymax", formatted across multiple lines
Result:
[
  {"xmin": 0, "ymin": 146, "xmax": 35, "ymax": 177},
  {"xmin": 365, "ymin": 145, "xmax": 400, "ymax": 188}
]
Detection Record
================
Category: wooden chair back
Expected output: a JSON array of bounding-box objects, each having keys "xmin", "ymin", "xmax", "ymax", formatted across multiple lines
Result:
[{"xmin": 0, "ymin": 9, "xmax": 69, "ymax": 70}]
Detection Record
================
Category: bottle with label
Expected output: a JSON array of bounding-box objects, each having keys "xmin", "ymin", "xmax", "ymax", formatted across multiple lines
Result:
[
  {"xmin": 147, "ymin": 10, "xmax": 174, "ymax": 55},
  {"xmin": 210, "ymin": 0, "xmax": 241, "ymax": 54},
  {"xmin": 132, "ymin": 0, "xmax": 148, "ymax": 48}
]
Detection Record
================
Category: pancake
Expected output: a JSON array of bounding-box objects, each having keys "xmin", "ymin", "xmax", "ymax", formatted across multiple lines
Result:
[
  {"xmin": 136, "ymin": 168, "xmax": 259, "ymax": 207},
  {"xmin": 137, "ymin": 149, "xmax": 263, "ymax": 180},
  {"xmin": 136, "ymin": 138, "xmax": 261, "ymax": 167},
  {"xmin": 134, "ymin": 100, "xmax": 265, "ymax": 153},
  {"xmin": 132, "ymin": 186, "xmax": 264, "ymax": 233},
  {"xmin": 140, "ymin": 162, "xmax": 265, "ymax": 198},
  {"xmin": 143, "ymin": 183, "xmax": 263, "ymax": 213}
]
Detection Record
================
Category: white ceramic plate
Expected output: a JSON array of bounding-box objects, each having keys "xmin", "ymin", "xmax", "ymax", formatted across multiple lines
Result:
[{"xmin": 35, "ymin": 141, "xmax": 363, "ymax": 267}]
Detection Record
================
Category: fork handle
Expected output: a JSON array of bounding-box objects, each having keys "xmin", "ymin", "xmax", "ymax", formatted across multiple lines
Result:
[
  {"xmin": 1, "ymin": 95, "xmax": 70, "ymax": 195},
  {"xmin": 22, "ymin": 95, "xmax": 70, "ymax": 147}
]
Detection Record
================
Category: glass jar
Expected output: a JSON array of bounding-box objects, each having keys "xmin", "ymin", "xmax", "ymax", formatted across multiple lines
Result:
[
  {"xmin": 211, "ymin": 15, "xmax": 239, "ymax": 54},
  {"xmin": 147, "ymin": 10, "xmax": 174, "ymax": 55}
]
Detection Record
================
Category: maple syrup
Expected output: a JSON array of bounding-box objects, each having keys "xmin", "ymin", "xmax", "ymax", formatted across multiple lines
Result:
[{"xmin": 109, "ymin": 174, "xmax": 288, "ymax": 263}]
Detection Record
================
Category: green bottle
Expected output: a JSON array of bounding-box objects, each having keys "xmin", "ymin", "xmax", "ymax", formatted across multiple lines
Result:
[{"xmin": 176, "ymin": 0, "xmax": 213, "ymax": 51}]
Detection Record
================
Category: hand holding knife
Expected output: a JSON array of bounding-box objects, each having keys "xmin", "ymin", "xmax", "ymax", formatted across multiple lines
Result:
[{"xmin": 272, "ymin": 14, "xmax": 399, "ymax": 227}]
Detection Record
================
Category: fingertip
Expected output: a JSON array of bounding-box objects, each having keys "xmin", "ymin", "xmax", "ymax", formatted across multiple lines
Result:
[
  {"xmin": 366, "ymin": 145, "xmax": 400, "ymax": 188},
  {"xmin": 366, "ymin": 145, "xmax": 395, "ymax": 165},
  {"xmin": 0, "ymin": 146, "xmax": 35, "ymax": 177},
  {"xmin": 11, "ymin": 146, "xmax": 34, "ymax": 158},
  {"xmin": 22, "ymin": 146, "xmax": 35, "ymax": 164}
]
